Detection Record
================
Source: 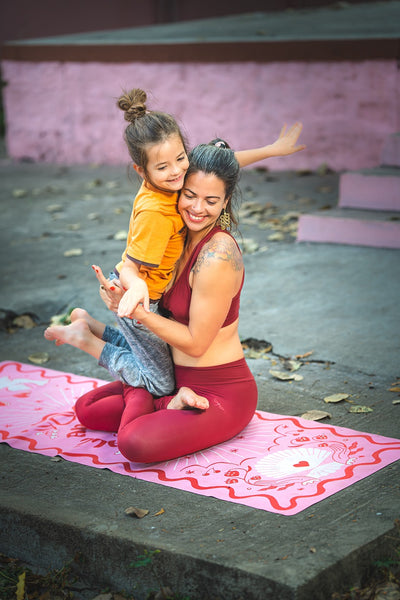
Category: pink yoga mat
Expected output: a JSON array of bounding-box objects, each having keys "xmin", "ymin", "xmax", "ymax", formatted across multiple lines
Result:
[{"xmin": 1, "ymin": 361, "xmax": 399, "ymax": 515}]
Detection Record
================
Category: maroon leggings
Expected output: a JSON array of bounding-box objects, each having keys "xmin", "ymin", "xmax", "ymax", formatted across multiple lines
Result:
[{"xmin": 75, "ymin": 358, "xmax": 257, "ymax": 463}]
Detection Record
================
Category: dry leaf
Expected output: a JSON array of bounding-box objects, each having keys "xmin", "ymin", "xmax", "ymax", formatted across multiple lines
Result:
[
  {"xmin": 13, "ymin": 188, "xmax": 28, "ymax": 198},
  {"xmin": 16, "ymin": 572, "xmax": 26, "ymax": 600},
  {"xmin": 295, "ymin": 350, "xmax": 314, "ymax": 359},
  {"xmin": 63, "ymin": 248, "xmax": 83, "ymax": 257},
  {"xmin": 389, "ymin": 386, "xmax": 400, "ymax": 393},
  {"xmin": 114, "ymin": 230, "xmax": 128, "ymax": 241},
  {"xmin": 348, "ymin": 405, "xmax": 373, "ymax": 413},
  {"xmin": 268, "ymin": 232, "xmax": 285, "ymax": 242},
  {"xmin": 153, "ymin": 508, "xmax": 165, "ymax": 516},
  {"xmin": 50, "ymin": 456, "xmax": 62, "ymax": 462},
  {"xmin": 12, "ymin": 315, "xmax": 37, "ymax": 329},
  {"xmin": 28, "ymin": 352, "xmax": 50, "ymax": 365},
  {"xmin": 373, "ymin": 581, "xmax": 400, "ymax": 600},
  {"xmin": 49, "ymin": 308, "xmax": 75, "ymax": 326},
  {"xmin": 393, "ymin": 399, "xmax": 400, "ymax": 405},
  {"xmin": 85, "ymin": 178, "xmax": 103, "ymax": 189},
  {"xmin": 282, "ymin": 359, "xmax": 302, "ymax": 372},
  {"xmin": 301, "ymin": 410, "xmax": 331, "ymax": 421},
  {"xmin": 240, "ymin": 238, "xmax": 259, "ymax": 253},
  {"xmin": 124, "ymin": 506, "xmax": 149, "ymax": 518},
  {"xmin": 324, "ymin": 393, "xmax": 349, "ymax": 404},
  {"xmin": 46, "ymin": 203, "xmax": 63, "ymax": 213},
  {"xmin": 106, "ymin": 180, "xmax": 119, "ymax": 189},
  {"xmin": 270, "ymin": 370, "xmax": 303, "ymax": 381}
]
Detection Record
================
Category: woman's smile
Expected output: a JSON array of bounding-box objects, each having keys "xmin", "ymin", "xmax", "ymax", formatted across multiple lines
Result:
[{"xmin": 179, "ymin": 172, "xmax": 227, "ymax": 231}]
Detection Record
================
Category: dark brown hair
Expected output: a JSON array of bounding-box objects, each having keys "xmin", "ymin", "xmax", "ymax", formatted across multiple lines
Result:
[
  {"xmin": 186, "ymin": 139, "xmax": 241, "ymax": 229},
  {"xmin": 117, "ymin": 89, "xmax": 187, "ymax": 174}
]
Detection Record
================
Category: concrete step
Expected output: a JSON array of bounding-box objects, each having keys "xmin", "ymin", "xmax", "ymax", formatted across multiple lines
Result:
[
  {"xmin": 297, "ymin": 208, "xmax": 400, "ymax": 249},
  {"xmin": 339, "ymin": 167, "xmax": 400, "ymax": 212},
  {"xmin": 381, "ymin": 133, "xmax": 400, "ymax": 168}
]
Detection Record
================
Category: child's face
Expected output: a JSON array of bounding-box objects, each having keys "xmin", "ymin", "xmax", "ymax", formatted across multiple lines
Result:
[
  {"xmin": 138, "ymin": 134, "xmax": 189, "ymax": 193},
  {"xmin": 179, "ymin": 171, "xmax": 228, "ymax": 233}
]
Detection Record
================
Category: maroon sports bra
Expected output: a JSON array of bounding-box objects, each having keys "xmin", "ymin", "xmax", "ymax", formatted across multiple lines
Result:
[{"xmin": 160, "ymin": 226, "xmax": 243, "ymax": 327}]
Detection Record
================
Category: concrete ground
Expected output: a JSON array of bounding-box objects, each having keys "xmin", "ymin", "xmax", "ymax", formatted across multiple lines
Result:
[{"xmin": 0, "ymin": 156, "xmax": 399, "ymax": 599}]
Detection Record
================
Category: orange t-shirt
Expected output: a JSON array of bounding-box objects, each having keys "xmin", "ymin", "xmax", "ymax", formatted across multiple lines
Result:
[{"xmin": 115, "ymin": 181, "xmax": 186, "ymax": 300}]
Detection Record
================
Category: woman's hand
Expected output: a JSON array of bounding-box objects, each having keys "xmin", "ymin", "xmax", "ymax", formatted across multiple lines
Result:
[{"xmin": 92, "ymin": 264, "xmax": 125, "ymax": 313}]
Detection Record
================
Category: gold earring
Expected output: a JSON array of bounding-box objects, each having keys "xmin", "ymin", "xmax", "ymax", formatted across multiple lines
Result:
[
  {"xmin": 219, "ymin": 208, "xmax": 231, "ymax": 231},
  {"xmin": 219, "ymin": 208, "xmax": 231, "ymax": 230}
]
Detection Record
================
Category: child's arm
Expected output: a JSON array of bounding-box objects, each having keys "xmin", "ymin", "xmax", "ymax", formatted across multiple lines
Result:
[
  {"xmin": 92, "ymin": 262, "xmax": 150, "ymax": 316},
  {"xmin": 117, "ymin": 260, "xmax": 150, "ymax": 316},
  {"xmin": 235, "ymin": 122, "xmax": 305, "ymax": 168}
]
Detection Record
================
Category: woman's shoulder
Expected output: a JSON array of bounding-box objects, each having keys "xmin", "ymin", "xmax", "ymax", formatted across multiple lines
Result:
[{"xmin": 194, "ymin": 230, "xmax": 243, "ymax": 274}]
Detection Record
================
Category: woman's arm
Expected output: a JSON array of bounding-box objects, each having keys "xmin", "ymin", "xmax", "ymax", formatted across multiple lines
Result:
[
  {"xmin": 235, "ymin": 122, "xmax": 305, "ymax": 168},
  {"xmin": 133, "ymin": 234, "xmax": 243, "ymax": 357}
]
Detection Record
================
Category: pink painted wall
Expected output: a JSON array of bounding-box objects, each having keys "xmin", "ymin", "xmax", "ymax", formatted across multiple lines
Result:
[{"xmin": 2, "ymin": 59, "xmax": 399, "ymax": 170}]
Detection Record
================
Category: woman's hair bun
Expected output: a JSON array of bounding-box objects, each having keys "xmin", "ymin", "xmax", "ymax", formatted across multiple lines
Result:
[
  {"xmin": 117, "ymin": 88, "xmax": 147, "ymax": 123},
  {"xmin": 209, "ymin": 138, "xmax": 231, "ymax": 150}
]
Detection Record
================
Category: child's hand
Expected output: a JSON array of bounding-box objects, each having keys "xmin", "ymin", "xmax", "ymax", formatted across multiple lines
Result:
[
  {"xmin": 270, "ymin": 122, "xmax": 306, "ymax": 156},
  {"xmin": 117, "ymin": 279, "xmax": 150, "ymax": 318}
]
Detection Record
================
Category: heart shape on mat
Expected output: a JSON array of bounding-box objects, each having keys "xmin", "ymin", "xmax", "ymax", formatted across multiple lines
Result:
[{"xmin": 293, "ymin": 461, "xmax": 310, "ymax": 468}]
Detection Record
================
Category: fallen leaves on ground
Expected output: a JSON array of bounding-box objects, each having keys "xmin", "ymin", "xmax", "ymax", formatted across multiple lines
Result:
[
  {"xmin": 0, "ymin": 310, "xmax": 40, "ymax": 333},
  {"xmin": 114, "ymin": 230, "xmax": 128, "ymax": 241},
  {"xmin": 270, "ymin": 370, "xmax": 303, "ymax": 381},
  {"xmin": 348, "ymin": 405, "xmax": 373, "ymax": 414},
  {"xmin": 63, "ymin": 248, "xmax": 83, "ymax": 257},
  {"xmin": 324, "ymin": 393, "xmax": 350, "ymax": 403},
  {"xmin": 301, "ymin": 410, "xmax": 332, "ymax": 421},
  {"xmin": 28, "ymin": 352, "xmax": 50, "ymax": 365},
  {"xmin": 49, "ymin": 308, "xmax": 75, "ymax": 326},
  {"xmin": 295, "ymin": 350, "xmax": 314, "ymax": 359},
  {"xmin": 153, "ymin": 508, "xmax": 165, "ymax": 516},
  {"xmin": 241, "ymin": 337, "xmax": 273, "ymax": 359},
  {"xmin": 124, "ymin": 506, "xmax": 149, "ymax": 518}
]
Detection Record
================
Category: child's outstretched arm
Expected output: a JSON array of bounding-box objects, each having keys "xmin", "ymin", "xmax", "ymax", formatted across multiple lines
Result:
[{"xmin": 235, "ymin": 122, "xmax": 305, "ymax": 168}]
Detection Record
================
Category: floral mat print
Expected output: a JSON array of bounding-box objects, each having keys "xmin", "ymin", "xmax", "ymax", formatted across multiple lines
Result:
[{"xmin": 1, "ymin": 361, "xmax": 399, "ymax": 515}]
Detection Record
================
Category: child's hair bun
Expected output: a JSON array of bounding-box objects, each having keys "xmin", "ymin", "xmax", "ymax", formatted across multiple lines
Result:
[{"xmin": 117, "ymin": 88, "xmax": 147, "ymax": 122}]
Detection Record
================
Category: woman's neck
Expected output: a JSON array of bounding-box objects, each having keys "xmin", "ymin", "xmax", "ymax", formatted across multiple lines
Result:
[{"xmin": 186, "ymin": 223, "xmax": 218, "ymax": 251}]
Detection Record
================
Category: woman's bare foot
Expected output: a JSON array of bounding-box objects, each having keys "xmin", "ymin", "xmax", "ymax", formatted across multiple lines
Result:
[
  {"xmin": 44, "ymin": 319, "xmax": 105, "ymax": 360},
  {"xmin": 167, "ymin": 386, "xmax": 209, "ymax": 410}
]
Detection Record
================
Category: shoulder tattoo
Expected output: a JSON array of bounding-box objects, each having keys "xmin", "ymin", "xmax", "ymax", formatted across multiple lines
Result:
[{"xmin": 193, "ymin": 234, "xmax": 243, "ymax": 274}]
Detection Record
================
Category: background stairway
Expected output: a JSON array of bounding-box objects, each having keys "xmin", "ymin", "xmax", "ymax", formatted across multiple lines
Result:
[{"xmin": 297, "ymin": 133, "xmax": 400, "ymax": 249}]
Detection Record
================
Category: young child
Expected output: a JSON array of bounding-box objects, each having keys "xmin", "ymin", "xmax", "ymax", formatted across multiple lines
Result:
[{"xmin": 45, "ymin": 88, "xmax": 305, "ymax": 396}]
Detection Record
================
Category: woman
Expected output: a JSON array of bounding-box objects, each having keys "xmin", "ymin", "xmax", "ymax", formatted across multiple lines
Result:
[{"xmin": 46, "ymin": 141, "xmax": 258, "ymax": 463}]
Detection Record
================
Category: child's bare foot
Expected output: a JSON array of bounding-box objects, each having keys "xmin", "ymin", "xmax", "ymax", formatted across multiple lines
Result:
[
  {"xmin": 44, "ymin": 319, "xmax": 105, "ymax": 360},
  {"xmin": 70, "ymin": 308, "xmax": 105, "ymax": 338},
  {"xmin": 167, "ymin": 386, "xmax": 209, "ymax": 410},
  {"xmin": 44, "ymin": 319, "xmax": 91, "ymax": 347}
]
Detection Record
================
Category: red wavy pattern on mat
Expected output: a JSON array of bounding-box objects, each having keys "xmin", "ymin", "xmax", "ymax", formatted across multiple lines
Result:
[
  {"xmin": 2, "ymin": 361, "xmax": 400, "ymax": 514},
  {"xmin": 254, "ymin": 412, "xmax": 398, "ymax": 447},
  {"xmin": 0, "ymin": 361, "xmax": 102, "ymax": 389},
  {"xmin": 126, "ymin": 444, "xmax": 399, "ymax": 511}
]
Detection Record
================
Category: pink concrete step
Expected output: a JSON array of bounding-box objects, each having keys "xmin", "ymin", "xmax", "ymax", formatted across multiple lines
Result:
[
  {"xmin": 339, "ymin": 167, "xmax": 400, "ymax": 211},
  {"xmin": 381, "ymin": 133, "xmax": 400, "ymax": 167},
  {"xmin": 297, "ymin": 208, "xmax": 400, "ymax": 249}
]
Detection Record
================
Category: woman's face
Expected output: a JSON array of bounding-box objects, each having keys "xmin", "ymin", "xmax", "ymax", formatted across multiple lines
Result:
[
  {"xmin": 134, "ymin": 134, "xmax": 189, "ymax": 193},
  {"xmin": 179, "ymin": 171, "xmax": 228, "ymax": 232}
]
